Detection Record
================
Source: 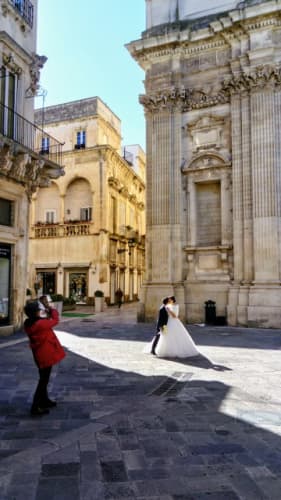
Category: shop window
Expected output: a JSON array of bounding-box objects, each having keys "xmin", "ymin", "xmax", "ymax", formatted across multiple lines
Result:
[
  {"xmin": 0, "ymin": 244, "xmax": 11, "ymax": 325},
  {"xmin": 36, "ymin": 271, "xmax": 56, "ymax": 296}
]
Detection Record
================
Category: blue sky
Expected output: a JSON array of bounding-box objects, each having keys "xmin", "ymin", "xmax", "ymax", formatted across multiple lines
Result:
[{"xmin": 36, "ymin": 0, "xmax": 146, "ymax": 149}]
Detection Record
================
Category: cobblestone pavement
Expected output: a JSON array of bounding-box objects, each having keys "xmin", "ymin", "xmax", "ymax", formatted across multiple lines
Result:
[{"xmin": 0, "ymin": 303, "xmax": 281, "ymax": 500}]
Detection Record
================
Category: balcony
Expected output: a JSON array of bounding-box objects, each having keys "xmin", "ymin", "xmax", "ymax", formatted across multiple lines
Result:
[
  {"xmin": 0, "ymin": 102, "xmax": 63, "ymax": 167},
  {"xmin": 32, "ymin": 222, "xmax": 92, "ymax": 239},
  {"xmin": 10, "ymin": 0, "xmax": 34, "ymax": 28}
]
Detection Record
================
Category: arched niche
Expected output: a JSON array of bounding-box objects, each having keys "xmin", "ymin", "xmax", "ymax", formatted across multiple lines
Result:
[
  {"xmin": 35, "ymin": 182, "xmax": 60, "ymax": 223},
  {"xmin": 65, "ymin": 177, "xmax": 93, "ymax": 222}
]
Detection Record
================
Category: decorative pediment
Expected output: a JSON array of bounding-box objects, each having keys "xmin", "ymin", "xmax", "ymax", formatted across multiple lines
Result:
[
  {"xmin": 183, "ymin": 152, "xmax": 229, "ymax": 172},
  {"xmin": 186, "ymin": 115, "xmax": 226, "ymax": 153}
]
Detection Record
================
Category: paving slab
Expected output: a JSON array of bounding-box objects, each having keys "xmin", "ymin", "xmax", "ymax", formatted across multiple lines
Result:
[{"xmin": 0, "ymin": 303, "xmax": 281, "ymax": 499}]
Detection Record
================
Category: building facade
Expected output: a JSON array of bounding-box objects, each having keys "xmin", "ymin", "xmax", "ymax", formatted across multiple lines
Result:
[
  {"xmin": 127, "ymin": 0, "xmax": 281, "ymax": 328},
  {"xmin": 29, "ymin": 97, "xmax": 146, "ymax": 305},
  {"xmin": 0, "ymin": 0, "xmax": 63, "ymax": 335}
]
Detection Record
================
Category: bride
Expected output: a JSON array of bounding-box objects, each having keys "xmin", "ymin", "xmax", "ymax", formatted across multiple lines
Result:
[{"xmin": 155, "ymin": 296, "xmax": 200, "ymax": 358}]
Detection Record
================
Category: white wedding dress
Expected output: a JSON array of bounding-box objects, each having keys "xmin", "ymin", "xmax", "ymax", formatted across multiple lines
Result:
[{"xmin": 155, "ymin": 304, "xmax": 200, "ymax": 358}]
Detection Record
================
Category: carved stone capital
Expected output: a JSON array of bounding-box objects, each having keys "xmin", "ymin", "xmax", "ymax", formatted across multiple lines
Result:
[
  {"xmin": 223, "ymin": 65, "xmax": 281, "ymax": 95},
  {"xmin": 2, "ymin": 53, "xmax": 22, "ymax": 75},
  {"xmin": 140, "ymin": 84, "xmax": 229, "ymax": 113}
]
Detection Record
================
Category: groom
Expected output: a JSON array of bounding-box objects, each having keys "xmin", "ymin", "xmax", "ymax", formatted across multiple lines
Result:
[{"xmin": 151, "ymin": 297, "xmax": 170, "ymax": 355}]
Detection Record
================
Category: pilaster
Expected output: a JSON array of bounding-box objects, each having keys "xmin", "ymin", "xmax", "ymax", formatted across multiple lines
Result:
[{"xmin": 251, "ymin": 83, "xmax": 280, "ymax": 282}]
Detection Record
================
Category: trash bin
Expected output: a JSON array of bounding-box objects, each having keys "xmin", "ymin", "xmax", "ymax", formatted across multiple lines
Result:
[{"xmin": 205, "ymin": 300, "xmax": 216, "ymax": 325}]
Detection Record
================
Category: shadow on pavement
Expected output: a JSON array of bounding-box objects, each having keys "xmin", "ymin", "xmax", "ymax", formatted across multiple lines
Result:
[{"xmin": 0, "ymin": 325, "xmax": 281, "ymax": 499}]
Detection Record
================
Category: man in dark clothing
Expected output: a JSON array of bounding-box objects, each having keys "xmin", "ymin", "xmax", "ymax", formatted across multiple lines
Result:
[
  {"xmin": 115, "ymin": 288, "xmax": 123, "ymax": 308},
  {"xmin": 151, "ymin": 297, "xmax": 169, "ymax": 355}
]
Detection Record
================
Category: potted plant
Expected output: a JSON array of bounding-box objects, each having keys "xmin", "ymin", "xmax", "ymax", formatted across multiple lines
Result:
[
  {"xmin": 50, "ymin": 294, "xmax": 64, "ymax": 316},
  {"xmin": 94, "ymin": 290, "xmax": 104, "ymax": 313},
  {"xmin": 62, "ymin": 297, "xmax": 76, "ymax": 311}
]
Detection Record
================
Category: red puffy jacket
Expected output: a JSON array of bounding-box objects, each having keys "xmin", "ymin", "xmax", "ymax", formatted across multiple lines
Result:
[{"xmin": 24, "ymin": 308, "xmax": 66, "ymax": 369}]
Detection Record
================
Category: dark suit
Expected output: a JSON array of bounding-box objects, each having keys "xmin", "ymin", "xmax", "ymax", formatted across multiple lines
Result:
[{"xmin": 151, "ymin": 305, "xmax": 168, "ymax": 354}]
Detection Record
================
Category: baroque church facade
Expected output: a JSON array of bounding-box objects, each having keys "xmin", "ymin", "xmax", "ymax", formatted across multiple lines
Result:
[{"xmin": 127, "ymin": 0, "xmax": 281, "ymax": 328}]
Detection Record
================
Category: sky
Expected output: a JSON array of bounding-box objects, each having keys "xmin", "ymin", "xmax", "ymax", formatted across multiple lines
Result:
[{"xmin": 36, "ymin": 0, "xmax": 146, "ymax": 150}]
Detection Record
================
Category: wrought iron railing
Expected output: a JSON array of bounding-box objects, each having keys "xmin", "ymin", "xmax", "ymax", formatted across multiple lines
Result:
[
  {"xmin": 10, "ymin": 0, "xmax": 34, "ymax": 28},
  {"xmin": 0, "ymin": 102, "xmax": 63, "ymax": 167}
]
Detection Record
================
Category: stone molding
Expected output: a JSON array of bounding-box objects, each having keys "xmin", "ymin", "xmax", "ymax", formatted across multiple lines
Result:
[{"xmin": 140, "ymin": 64, "xmax": 281, "ymax": 113}]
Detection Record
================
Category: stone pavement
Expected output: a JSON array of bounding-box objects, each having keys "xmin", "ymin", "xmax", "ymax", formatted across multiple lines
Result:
[{"xmin": 0, "ymin": 303, "xmax": 281, "ymax": 500}]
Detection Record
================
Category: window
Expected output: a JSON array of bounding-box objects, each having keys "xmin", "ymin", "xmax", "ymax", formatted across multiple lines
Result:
[
  {"xmin": 41, "ymin": 137, "xmax": 49, "ymax": 154},
  {"xmin": 36, "ymin": 271, "xmax": 56, "ymax": 295},
  {"xmin": 11, "ymin": 0, "xmax": 33, "ymax": 27},
  {"xmin": 0, "ymin": 244, "xmax": 11, "ymax": 325},
  {"xmin": 80, "ymin": 207, "xmax": 92, "ymax": 221},
  {"xmin": 196, "ymin": 182, "xmax": 221, "ymax": 246},
  {"xmin": 75, "ymin": 131, "xmax": 86, "ymax": 149},
  {"xmin": 0, "ymin": 67, "xmax": 17, "ymax": 139},
  {"xmin": 0, "ymin": 198, "xmax": 13, "ymax": 227},
  {"xmin": 45, "ymin": 210, "xmax": 56, "ymax": 224}
]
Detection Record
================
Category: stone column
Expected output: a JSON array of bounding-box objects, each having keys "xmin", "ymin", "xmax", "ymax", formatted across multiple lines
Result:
[
  {"xmin": 241, "ymin": 90, "xmax": 253, "ymax": 284},
  {"xmin": 221, "ymin": 172, "xmax": 232, "ymax": 246},
  {"xmin": 250, "ymin": 83, "xmax": 279, "ymax": 282},
  {"xmin": 187, "ymin": 177, "xmax": 197, "ymax": 247},
  {"xmin": 230, "ymin": 92, "xmax": 243, "ymax": 282},
  {"xmin": 248, "ymin": 75, "xmax": 281, "ymax": 327},
  {"xmin": 138, "ymin": 97, "xmax": 183, "ymax": 320},
  {"xmin": 227, "ymin": 92, "xmax": 243, "ymax": 325},
  {"xmin": 60, "ymin": 194, "xmax": 65, "ymax": 222}
]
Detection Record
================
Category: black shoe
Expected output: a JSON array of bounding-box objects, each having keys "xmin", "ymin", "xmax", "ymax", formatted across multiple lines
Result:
[
  {"xmin": 43, "ymin": 399, "xmax": 57, "ymax": 408},
  {"xmin": 151, "ymin": 351, "xmax": 156, "ymax": 355},
  {"xmin": 30, "ymin": 407, "xmax": 50, "ymax": 416}
]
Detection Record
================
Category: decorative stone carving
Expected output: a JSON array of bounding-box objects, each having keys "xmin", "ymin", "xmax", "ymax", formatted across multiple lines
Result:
[
  {"xmin": 0, "ymin": 144, "xmax": 13, "ymax": 174},
  {"xmin": 26, "ymin": 158, "xmax": 44, "ymax": 182},
  {"xmin": 186, "ymin": 115, "xmax": 226, "ymax": 153},
  {"xmin": 183, "ymin": 152, "xmax": 229, "ymax": 172},
  {"xmin": 2, "ymin": 53, "xmax": 22, "ymax": 75},
  {"xmin": 108, "ymin": 176, "xmax": 120, "ymax": 189},
  {"xmin": 223, "ymin": 64, "xmax": 281, "ymax": 95},
  {"xmin": 27, "ymin": 53, "xmax": 47, "ymax": 96},
  {"xmin": 139, "ymin": 84, "xmax": 229, "ymax": 112},
  {"xmin": 10, "ymin": 153, "xmax": 30, "ymax": 179}
]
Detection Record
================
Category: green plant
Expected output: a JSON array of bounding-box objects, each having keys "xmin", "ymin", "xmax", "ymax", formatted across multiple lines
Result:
[
  {"xmin": 94, "ymin": 290, "xmax": 104, "ymax": 297},
  {"xmin": 63, "ymin": 297, "xmax": 76, "ymax": 305},
  {"xmin": 51, "ymin": 294, "xmax": 64, "ymax": 302}
]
